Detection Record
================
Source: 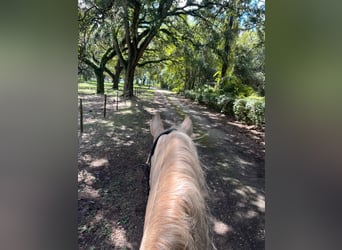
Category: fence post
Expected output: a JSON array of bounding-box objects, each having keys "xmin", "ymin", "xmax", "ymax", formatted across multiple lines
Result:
[
  {"xmin": 116, "ymin": 91, "xmax": 119, "ymax": 111},
  {"xmin": 104, "ymin": 94, "xmax": 107, "ymax": 118},
  {"xmin": 80, "ymin": 98, "xmax": 83, "ymax": 133}
]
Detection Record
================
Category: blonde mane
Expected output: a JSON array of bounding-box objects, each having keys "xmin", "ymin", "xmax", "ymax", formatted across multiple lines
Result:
[{"xmin": 140, "ymin": 114, "xmax": 213, "ymax": 250}]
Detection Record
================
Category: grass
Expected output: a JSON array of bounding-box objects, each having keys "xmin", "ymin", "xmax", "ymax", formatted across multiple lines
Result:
[
  {"xmin": 78, "ymin": 80, "xmax": 155, "ymax": 96},
  {"xmin": 78, "ymin": 81, "xmax": 120, "ymax": 95}
]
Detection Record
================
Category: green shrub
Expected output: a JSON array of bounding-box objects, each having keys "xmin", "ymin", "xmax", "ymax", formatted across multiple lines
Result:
[
  {"xmin": 184, "ymin": 86, "xmax": 265, "ymax": 128},
  {"xmin": 216, "ymin": 94, "xmax": 235, "ymax": 115},
  {"xmin": 222, "ymin": 75, "xmax": 255, "ymax": 97},
  {"xmin": 184, "ymin": 90, "xmax": 197, "ymax": 100},
  {"xmin": 184, "ymin": 89, "xmax": 191, "ymax": 98},
  {"xmin": 172, "ymin": 86, "xmax": 183, "ymax": 94},
  {"xmin": 196, "ymin": 92, "xmax": 203, "ymax": 103},
  {"xmin": 254, "ymin": 100, "xmax": 265, "ymax": 126},
  {"xmin": 233, "ymin": 99, "xmax": 248, "ymax": 122},
  {"xmin": 202, "ymin": 92, "xmax": 217, "ymax": 109},
  {"xmin": 233, "ymin": 97, "xmax": 265, "ymax": 127},
  {"xmin": 245, "ymin": 100, "xmax": 255, "ymax": 125}
]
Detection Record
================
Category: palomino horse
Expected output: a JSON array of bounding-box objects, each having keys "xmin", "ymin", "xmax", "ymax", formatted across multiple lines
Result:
[{"xmin": 140, "ymin": 114, "xmax": 213, "ymax": 250}]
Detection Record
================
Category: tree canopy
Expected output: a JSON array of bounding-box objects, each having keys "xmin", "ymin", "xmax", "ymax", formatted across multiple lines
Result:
[{"xmin": 78, "ymin": 0, "xmax": 265, "ymax": 97}]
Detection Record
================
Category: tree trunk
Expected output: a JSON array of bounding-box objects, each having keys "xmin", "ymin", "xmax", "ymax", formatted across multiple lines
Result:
[
  {"xmin": 95, "ymin": 68, "xmax": 105, "ymax": 94},
  {"xmin": 124, "ymin": 62, "xmax": 136, "ymax": 97},
  {"xmin": 184, "ymin": 59, "xmax": 191, "ymax": 90},
  {"xmin": 112, "ymin": 74, "xmax": 120, "ymax": 90},
  {"xmin": 220, "ymin": 15, "xmax": 235, "ymax": 86},
  {"xmin": 221, "ymin": 59, "xmax": 228, "ymax": 80},
  {"xmin": 113, "ymin": 63, "xmax": 123, "ymax": 90}
]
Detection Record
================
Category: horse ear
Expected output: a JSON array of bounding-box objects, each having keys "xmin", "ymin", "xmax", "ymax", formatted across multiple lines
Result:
[
  {"xmin": 179, "ymin": 115, "xmax": 193, "ymax": 136},
  {"xmin": 150, "ymin": 113, "xmax": 164, "ymax": 139}
]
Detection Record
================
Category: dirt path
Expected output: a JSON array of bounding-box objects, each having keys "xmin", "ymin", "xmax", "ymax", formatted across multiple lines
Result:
[{"xmin": 78, "ymin": 89, "xmax": 265, "ymax": 249}]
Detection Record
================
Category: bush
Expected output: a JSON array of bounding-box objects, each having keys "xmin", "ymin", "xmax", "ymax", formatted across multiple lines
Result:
[
  {"xmin": 216, "ymin": 94, "xmax": 235, "ymax": 115},
  {"xmin": 184, "ymin": 89, "xmax": 189, "ymax": 98},
  {"xmin": 202, "ymin": 91, "xmax": 217, "ymax": 110},
  {"xmin": 222, "ymin": 75, "xmax": 255, "ymax": 97},
  {"xmin": 184, "ymin": 86, "xmax": 265, "ymax": 128},
  {"xmin": 233, "ymin": 97, "xmax": 265, "ymax": 127},
  {"xmin": 233, "ymin": 99, "xmax": 248, "ymax": 122},
  {"xmin": 172, "ymin": 86, "xmax": 183, "ymax": 94},
  {"xmin": 254, "ymin": 100, "xmax": 265, "ymax": 126}
]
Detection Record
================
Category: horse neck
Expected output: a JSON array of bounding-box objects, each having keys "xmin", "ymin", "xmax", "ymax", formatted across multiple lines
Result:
[{"xmin": 141, "ymin": 132, "xmax": 210, "ymax": 249}]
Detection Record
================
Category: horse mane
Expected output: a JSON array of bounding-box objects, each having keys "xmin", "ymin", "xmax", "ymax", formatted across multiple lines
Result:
[{"xmin": 140, "ymin": 115, "xmax": 213, "ymax": 249}]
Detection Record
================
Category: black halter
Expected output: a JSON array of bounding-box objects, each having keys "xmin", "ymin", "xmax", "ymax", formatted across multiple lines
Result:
[
  {"xmin": 143, "ymin": 128, "xmax": 176, "ymax": 195},
  {"xmin": 146, "ymin": 127, "xmax": 177, "ymax": 166}
]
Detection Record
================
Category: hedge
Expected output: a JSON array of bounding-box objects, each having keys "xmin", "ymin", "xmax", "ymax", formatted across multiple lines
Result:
[
  {"xmin": 184, "ymin": 89, "xmax": 265, "ymax": 128},
  {"xmin": 233, "ymin": 97, "xmax": 265, "ymax": 127}
]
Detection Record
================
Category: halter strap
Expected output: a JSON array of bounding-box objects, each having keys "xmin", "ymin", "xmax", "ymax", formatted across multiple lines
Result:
[
  {"xmin": 143, "ymin": 127, "xmax": 176, "ymax": 196},
  {"xmin": 146, "ymin": 127, "xmax": 177, "ymax": 166}
]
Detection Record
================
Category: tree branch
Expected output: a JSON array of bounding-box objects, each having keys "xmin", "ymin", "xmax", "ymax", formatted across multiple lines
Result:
[
  {"xmin": 123, "ymin": 1, "xmax": 132, "ymax": 52},
  {"xmin": 132, "ymin": 1, "xmax": 141, "ymax": 49},
  {"xmin": 100, "ymin": 47, "xmax": 116, "ymax": 68},
  {"xmin": 79, "ymin": 56, "xmax": 99, "ymax": 71},
  {"xmin": 113, "ymin": 31, "xmax": 127, "ymax": 67},
  {"xmin": 104, "ymin": 66, "xmax": 115, "ymax": 78},
  {"xmin": 137, "ymin": 57, "xmax": 174, "ymax": 67}
]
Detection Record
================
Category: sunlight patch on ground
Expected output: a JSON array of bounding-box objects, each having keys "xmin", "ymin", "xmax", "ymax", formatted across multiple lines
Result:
[
  {"xmin": 143, "ymin": 106, "xmax": 158, "ymax": 114},
  {"xmin": 78, "ymin": 185, "xmax": 100, "ymax": 199},
  {"xmin": 235, "ymin": 209, "xmax": 258, "ymax": 219},
  {"xmin": 90, "ymin": 158, "xmax": 109, "ymax": 168},
  {"xmin": 85, "ymin": 118, "xmax": 99, "ymax": 125},
  {"xmin": 141, "ymin": 127, "xmax": 150, "ymax": 133},
  {"xmin": 234, "ymin": 185, "xmax": 265, "ymax": 212},
  {"xmin": 104, "ymin": 121, "xmax": 114, "ymax": 128},
  {"xmin": 210, "ymin": 217, "xmax": 232, "ymax": 235},
  {"xmin": 111, "ymin": 137, "xmax": 133, "ymax": 145},
  {"xmin": 245, "ymin": 210, "xmax": 258, "ymax": 218},
  {"xmin": 121, "ymin": 100, "xmax": 133, "ymax": 108},
  {"xmin": 80, "ymin": 154, "xmax": 93, "ymax": 162},
  {"xmin": 106, "ymin": 131, "xmax": 115, "ymax": 137},
  {"xmin": 235, "ymin": 185, "xmax": 257, "ymax": 198},
  {"xmin": 234, "ymin": 155, "xmax": 253, "ymax": 166},
  {"xmin": 218, "ymin": 161, "xmax": 230, "ymax": 168},
  {"xmin": 97, "ymin": 119, "xmax": 111, "ymax": 124},
  {"xmin": 156, "ymin": 89, "xmax": 173, "ymax": 94},
  {"xmin": 110, "ymin": 225, "xmax": 133, "ymax": 249},
  {"xmin": 118, "ymin": 109, "xmax": 133, "ymax": 115},
  {"xmin": 245, "ymin": 185, "xmax": 257, "ymax": 194},
  {"xmin": 235, "ymin": 188, "xmax": 248, "ymax": 198},
  {"xmin": 124, "ymin": 140, "xmax": 135, "ymax": 146},
  {"xmin": 222, "ymin": 176, "xmax": 240, "ymax": 185},
  {"xmin": 251, "ymin": 194, "xmax": 265, "ymax": 212},
  {"xmin": 78, "ymin": 169, "xmax": 96, "ymax": 185}
]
